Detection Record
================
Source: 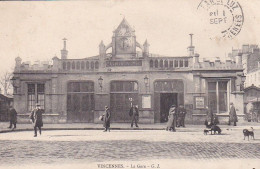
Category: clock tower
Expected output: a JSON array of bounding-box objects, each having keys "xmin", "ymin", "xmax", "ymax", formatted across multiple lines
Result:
[{"xmin": 112, "ymin": 18, "xmax": 136, "ymax": 58}]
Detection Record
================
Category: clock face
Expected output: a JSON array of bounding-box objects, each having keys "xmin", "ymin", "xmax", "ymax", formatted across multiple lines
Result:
[
  {"xmin": 119, "ymin": 28, "xmax": 127, "ymax": 36},
  {"xmin": 118, "ymin": 37, "xmax": 132, "ymax": 50}
]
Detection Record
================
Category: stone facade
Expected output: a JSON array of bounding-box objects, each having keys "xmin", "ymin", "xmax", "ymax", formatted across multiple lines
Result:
[{"xmin": 12, "ymin": 19, "xmax": 244, "ymax": 124}]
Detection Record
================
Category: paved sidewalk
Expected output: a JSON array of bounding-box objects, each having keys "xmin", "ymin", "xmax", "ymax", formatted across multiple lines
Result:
[{"xmin": 1, "ymin": 121, "xmax": 260, "ymax": 133}]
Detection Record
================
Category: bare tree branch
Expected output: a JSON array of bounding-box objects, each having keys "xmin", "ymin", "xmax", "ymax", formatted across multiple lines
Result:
[{"xmin": 0, "ymin": 71, "xmax": 13, "ymax": 95}]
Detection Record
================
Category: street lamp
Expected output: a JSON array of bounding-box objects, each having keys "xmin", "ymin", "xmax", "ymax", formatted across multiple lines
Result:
[
  {"xmin": 98, "ymin": 76, "xmax": 103, "ymax": 92},
  {"xmin": 144, "ymin": 75, "xmax": 149, "ymax": 93},
  {"xmin": 129, "ymin": 97, "xmax": 133, "ymax": 107}
]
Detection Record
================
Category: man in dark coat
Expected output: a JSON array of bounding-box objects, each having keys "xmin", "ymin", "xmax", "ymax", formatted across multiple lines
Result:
[
  {"xmin": 229, "ymin": 102, "xmax": 238, "ymax": 126},
  {"xmin": 8, "ymin": 104, "xmax": 17, "ymax": 130},
  {"xmin": 103, "ymin": 106, "xmax": 111, "ymax": 132},
  {"xmin": 30, "ymin": 103, "xmax": 44, "ymax": 137},
  {"xmin": 177, "ymin": 104, "xmax": 187, "ymax": 127},
  {"xmin": 129, "ymin": 105, "xmax": 139, "ymax": 128}
]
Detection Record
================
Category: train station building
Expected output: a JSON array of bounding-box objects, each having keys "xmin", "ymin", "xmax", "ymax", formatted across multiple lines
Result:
[{"xmin": 12, "ymin": 19, "xmax": 245, "ymax": 124}]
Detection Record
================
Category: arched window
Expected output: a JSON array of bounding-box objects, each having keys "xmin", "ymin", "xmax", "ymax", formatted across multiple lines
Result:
[
  {"xmin": 67, "ymin": 62, "xmax": 71, "ymax": 70},
  {"xmin": 91, "ymin": 61, "xmax": 94, "ymax": 69},
  {"xmin": 81, "ymin": 61, "xmax": 85, "ymax": 70},
  {"xmin": 72, "ymin": 62, "xmax": 75, "ymax": 69},
  {"xmin": 150, "ymin": 60, "xmax": 154, "ymax": 68},
  {"xmin": 174, "ymin": 60, "xmax": 179, "ymax": 67},
  {"xmin": 180, "ymin": 60, "xmax": 184, "ymax": 67},
  {"xmin": 159, "ymin": 59, "xmax": 163, "ymax": 68},
  {"xmin": 169, "ymin": 60, "xmax": 173, "ymax": 68},
  {"xmin": 164, "ymin": 60, "xmax": 168, "ymax": 68},
  {"xmin": 155, "ymin": 60, "xmax": 158, "ymax": 68},
  {"xmin": 63, "ymin": 62, "xmax": 66, "ymax": 70},
  {"xmin": 76, "ymin": 61, "xmax": 80, "ymax": 70},
  {"xmin": 184, "ymin": 60, "xmax": 189, "ymax": 67},
  {"xmin": 95, "ymin": 61, "xmax": 99, "ymax": 69},
  {"xmin": 86, "ymin": 61, "xmax": 89, "ymax": 69}
]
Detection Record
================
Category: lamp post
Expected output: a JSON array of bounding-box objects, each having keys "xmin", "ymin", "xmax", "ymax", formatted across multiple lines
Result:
[
  {"xmin": 98, "ymin": 76, "xmax": 103, "ymax": 92},
  {"xmin": 144, "ymin": 75, "xmax": 149, "ymax": 93},
  {"xmin": 129, "ymin": 97, "xmax": 133, "ymax": 107}
]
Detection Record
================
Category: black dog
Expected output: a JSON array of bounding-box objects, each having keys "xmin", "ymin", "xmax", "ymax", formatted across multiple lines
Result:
[
  {"xmin": 204, "ymin": 120, "xmax": 221, "ymax": 135},
  {"xmin": 210, "ymin": 125, "xmax": 221, "ymax": 135},
  {"xmin": 243, "ymin": 127, "xmax": 254, "ymax": 141},
  {"xmin": 204, "ymin": 126, "xmax": 221, "ymax": 135}
]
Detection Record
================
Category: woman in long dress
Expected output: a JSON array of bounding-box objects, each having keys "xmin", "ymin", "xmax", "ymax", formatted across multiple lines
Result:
[{"xmin": 166, "ymin": 105, "xmax": 176, "ymax": 132}]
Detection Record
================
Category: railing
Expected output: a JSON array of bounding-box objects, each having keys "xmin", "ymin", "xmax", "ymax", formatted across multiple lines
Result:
[
  {"xmin": 149, "ymin": 58, "xmax": 189, "ymax": 69},
  {"xmin": 62, "ymin": 59, "xmax": 99, "ymax": 71}
]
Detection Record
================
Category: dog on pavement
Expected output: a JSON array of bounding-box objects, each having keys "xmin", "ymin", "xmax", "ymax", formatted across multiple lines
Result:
[
  {"xmin": 243, "ymin": 127, "xmax": 254, "ymax": 141},
  {"xmin": 204, "ymin": 120, "xmax": 221, "ymax": 135},
  {"xmin": 204, "ymin": 125, "xmax": 221, "ymax": 135},
  {"xmin": 210, "ymin": 125, "xmax": 221, "ymax": 135}
]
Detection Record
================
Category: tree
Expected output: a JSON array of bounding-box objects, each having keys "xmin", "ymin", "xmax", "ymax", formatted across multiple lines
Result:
[{"xmin": 0, "ymin": 71, "xmax": 13, "ymax": 95}]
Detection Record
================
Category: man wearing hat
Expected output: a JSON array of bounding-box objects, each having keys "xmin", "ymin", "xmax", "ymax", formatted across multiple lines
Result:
[
  {"xmin": 7, "ymin": 104, "xmax": 17, "ymax": 130},
  {"xmin": 229, "ymin": 102, "xmax": 238, "ymax": 126},
  {"xmin": 29, "ymin": 103, "xmax": 44, "ymax": 137},
  {"xmin": 103, "ymin": 106, "xmax": 111, "ymax": 132},
  {"xmin": 129, "ymin": 105, "xmax": 139, "ymax": 128}
]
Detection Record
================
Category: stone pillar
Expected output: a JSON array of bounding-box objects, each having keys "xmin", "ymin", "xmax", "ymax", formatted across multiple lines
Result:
[
  {"xmin": 15, "ymin": 57, "xmax": 22, "ymax": 70},
  {"xmin": 52, "ymin": 56, "xmax": 59, "ymax": 71},
  {"xmin": 193, "ymin": 53, "xmax": 200, "ymax": 68},
  {"xmin": 143, "ymin": 39, "xmax": 150, "ymax": 57}
]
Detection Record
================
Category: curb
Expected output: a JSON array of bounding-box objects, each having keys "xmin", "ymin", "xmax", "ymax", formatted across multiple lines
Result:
[
  {"xmin": 0, "ymin": 128, "xmax": 165, "ymax": 133},
  {"xmin": 1, "ymin": 126, "xmax": 258, "ymax": 134}
]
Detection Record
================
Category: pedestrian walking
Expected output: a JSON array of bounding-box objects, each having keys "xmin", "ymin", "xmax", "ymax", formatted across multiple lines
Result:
[
  {"xmin": 7, "ymin": 104, "xmax": 17, "ymax": 130},
  {"xmin": 228, "ymin": 102, "xmax": 238, "ymax": 126},
  {"xmin": 129, "ymin": 105, "xmax": 139, "ymax": 128},
  {"xmin": 177, "ymin": 104, "xmax": 187, "ymax": 127},
  {"xmin": 166, "ymin": 105, "xmax": 177, "ymax": 132},
  {"xmin": 29, "ymin": 103, "xmax": 44, "ymax": 137},
  {"xmin": 103, "ymin": 106, "xmax": 111, "ymax": 132}
]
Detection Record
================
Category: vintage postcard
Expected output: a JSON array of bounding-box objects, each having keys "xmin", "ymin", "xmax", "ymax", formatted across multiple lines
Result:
[{"xmin": 0, "ymin": 0, "xmax": 259, "ymax": 169}]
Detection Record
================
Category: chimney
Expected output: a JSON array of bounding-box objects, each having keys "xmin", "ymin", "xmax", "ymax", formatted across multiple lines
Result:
[
  {"xmin": 242, "ymin": 44, "xmax": 249, "ymax": 53},
  {"xmin": 235, "ymin": 52, "xmax": 242, "ymax": 65},
  {"xmin": 187, "ymin": 34, "xmax": 195, "ymax": 56},
  {"xmin": 61, "ymin": 38, "xmax": 68, "ymax": 59}
]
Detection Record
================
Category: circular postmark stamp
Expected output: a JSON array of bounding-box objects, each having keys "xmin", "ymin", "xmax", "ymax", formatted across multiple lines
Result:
[{"xmin": 197, "ymin": 0, "xmax": 244, "ymax": 39}]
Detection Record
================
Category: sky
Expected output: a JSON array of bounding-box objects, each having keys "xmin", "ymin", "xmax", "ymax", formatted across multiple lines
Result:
[{"xmin": 0, "ymin": 0, "xmax": 260, "ymax": 75}]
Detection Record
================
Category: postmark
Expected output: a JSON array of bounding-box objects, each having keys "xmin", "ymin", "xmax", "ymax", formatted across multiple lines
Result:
[{"xmin": 197, "ymin": 0, "xmax": 244, "ymax": 39}]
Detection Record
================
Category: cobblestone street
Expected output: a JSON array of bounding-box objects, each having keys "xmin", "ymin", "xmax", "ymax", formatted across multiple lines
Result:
[{"xmin": 0, "ymin": 129, "xmax": 260, "ymax": 169}]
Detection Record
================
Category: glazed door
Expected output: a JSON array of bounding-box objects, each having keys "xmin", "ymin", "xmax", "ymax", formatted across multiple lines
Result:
[
  {"xmin": 154, "ymin": 80, "xmax": 184, "ymax": 123},
  {"xmin": 110, "ymin": 93, "xmax": 138, "ymax": 122},
  {"xmin": 110, "ymin": 81, "xmax": 138, "ymax": 122},
  {"xmin": 67, "ymin": 81, "xmax": 94, "ymax": 122},
  {"xmin": 160, "ymin": 93, "xmax": 178, "ymax": 123}
]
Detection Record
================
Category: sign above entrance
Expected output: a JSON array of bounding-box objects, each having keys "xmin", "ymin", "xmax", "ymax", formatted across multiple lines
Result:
[{"xmin": 106, "ymin": 60, "xmax": 142, "ymax": 67}]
